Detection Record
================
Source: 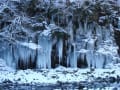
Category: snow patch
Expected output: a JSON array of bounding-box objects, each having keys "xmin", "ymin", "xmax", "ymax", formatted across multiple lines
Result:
[{"xmin": 20, "ymin": 42, "xmax": 41, "ymax": 50}]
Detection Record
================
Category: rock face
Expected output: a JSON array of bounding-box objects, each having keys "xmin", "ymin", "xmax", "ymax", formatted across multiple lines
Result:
[
  {"xmin": 114, "ymin": 29, "xmax": 120, "ymax": 55},
  {"xmin": 0, "ymin": 0, "xmax": 119, "ymax": 69}
]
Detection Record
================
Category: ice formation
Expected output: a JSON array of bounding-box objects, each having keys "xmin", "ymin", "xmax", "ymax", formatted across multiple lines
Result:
[{"xmin": 0, "ymin": 0, "xmax": 119, "ymax": 70}]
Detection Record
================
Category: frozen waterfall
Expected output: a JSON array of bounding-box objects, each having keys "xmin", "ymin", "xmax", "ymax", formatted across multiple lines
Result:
[
  {"xmin": 0, "ymin": 0, "xmax": 118, "ymax": 70},
  {"xmin": 0, "ymin": 22, "xmax": 117, "ymax": 70}
]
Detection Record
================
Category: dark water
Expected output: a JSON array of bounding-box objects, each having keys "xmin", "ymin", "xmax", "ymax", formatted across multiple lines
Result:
[{"xmin": 0, "ymin": 83, "xmax": 120, "ymax": 90}]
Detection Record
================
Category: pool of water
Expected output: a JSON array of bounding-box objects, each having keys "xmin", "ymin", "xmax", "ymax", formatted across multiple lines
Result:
[{"xmin": 0, "ymin": 82, "xmax": 120, "ymax": 90}]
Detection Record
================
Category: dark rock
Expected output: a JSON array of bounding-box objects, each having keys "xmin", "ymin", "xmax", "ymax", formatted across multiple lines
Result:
[
  {"xmin": 3, "ymin": 79, "xmax": 13, "ymax": 84},
  {"xmin": 114, "ymin": 29, "xmax": 120, "ymax": 55},
  {"xmin": 109, "ymin": 77, "xmax": 116, "ymax": 83}
]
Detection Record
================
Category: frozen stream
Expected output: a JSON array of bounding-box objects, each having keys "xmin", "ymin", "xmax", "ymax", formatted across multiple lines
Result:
[{"xmin": 0, "ymin": 82, "xmax": 120, "ymax": 90}]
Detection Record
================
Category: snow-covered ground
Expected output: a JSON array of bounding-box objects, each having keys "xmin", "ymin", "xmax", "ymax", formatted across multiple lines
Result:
[{"xmin": 0, "ymin": 59, "xmax": 120, "ymax": 86}]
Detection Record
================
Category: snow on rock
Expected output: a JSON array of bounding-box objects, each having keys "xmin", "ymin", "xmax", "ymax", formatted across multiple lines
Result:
[
  {"xmin": 41, "ymin": 29, "xmax": 51, "ymax": 36},
  {"xmin": 20, "ymin": 42, "xmax": 41, "ymax": 50}
]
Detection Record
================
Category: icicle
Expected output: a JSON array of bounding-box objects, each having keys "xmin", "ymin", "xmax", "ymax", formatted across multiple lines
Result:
[
  {"xmin": 94, "ymin": 53, "xmax": 105, "ymax": 68},
  {"xmin": 57, "ymin": 39, "xmax": 63, "ymax": 64},
  {"xmin": 118, "ymin": 17, "xmax": 120, "ymax": 29},
  {"xmin": 69, "ymin": 43, "xmax": 77, "ymax": 67},
  {"xmin": 73, "ymin": 43, "xmax": 77, "ymax": 67},
  {"xmin": 69, "ymin": 21, "xmax": 74, "ymax": 42},
  {"xmin": 84, "ymin": 19, "xmax": 88, "ymax": 32},
  {"xmin": 5, "ymin": 45, "xmax": 14, "ymax": 68},
  {"xmin": 0, "ymin": 42, "xmax": 15, "ymax": 69},
  {"xmin": 51, "ymin": 15, "xmax": 55, "ymax": 24},
  {"xmin": 86, "ymin": 51, "xmax": 93, "ymax": 68},
  {"xmin": 86, "ymin": 50, "xmax": 109, "ymax": 68},
  {"xmin": 67, "ymin": 42, "xmax": 71, "ymax": 67},
  {"xmin": 66, "ymin": 20, "xmax": 78, "ymax": 68}
]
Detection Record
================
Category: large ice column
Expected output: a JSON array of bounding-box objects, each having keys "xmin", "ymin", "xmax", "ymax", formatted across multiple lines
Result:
[
  {"xmin": 0, "ymin": 40, "xmax": 15, "ymax": 68},
  {"xmin": 66, "ymin": 21, "xmax": 77, "ymax": 68},
  {"xmin": 4, "ymin": 45, "xmax": 15, "ymax": 68},
  {"xmin": 86, "ymin": 51, "xmax": 93, "ymax": 68},
  {"xmin": 67, "ymin": 42, "xmax": 77, "ymax": 68},
  {"xmin": 37, "ymin": 32, "xmax": 52, "ymax": 69},
  {"xmin": 94, "ymin": 53, "xmax": 106, "ymax": 68}
]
